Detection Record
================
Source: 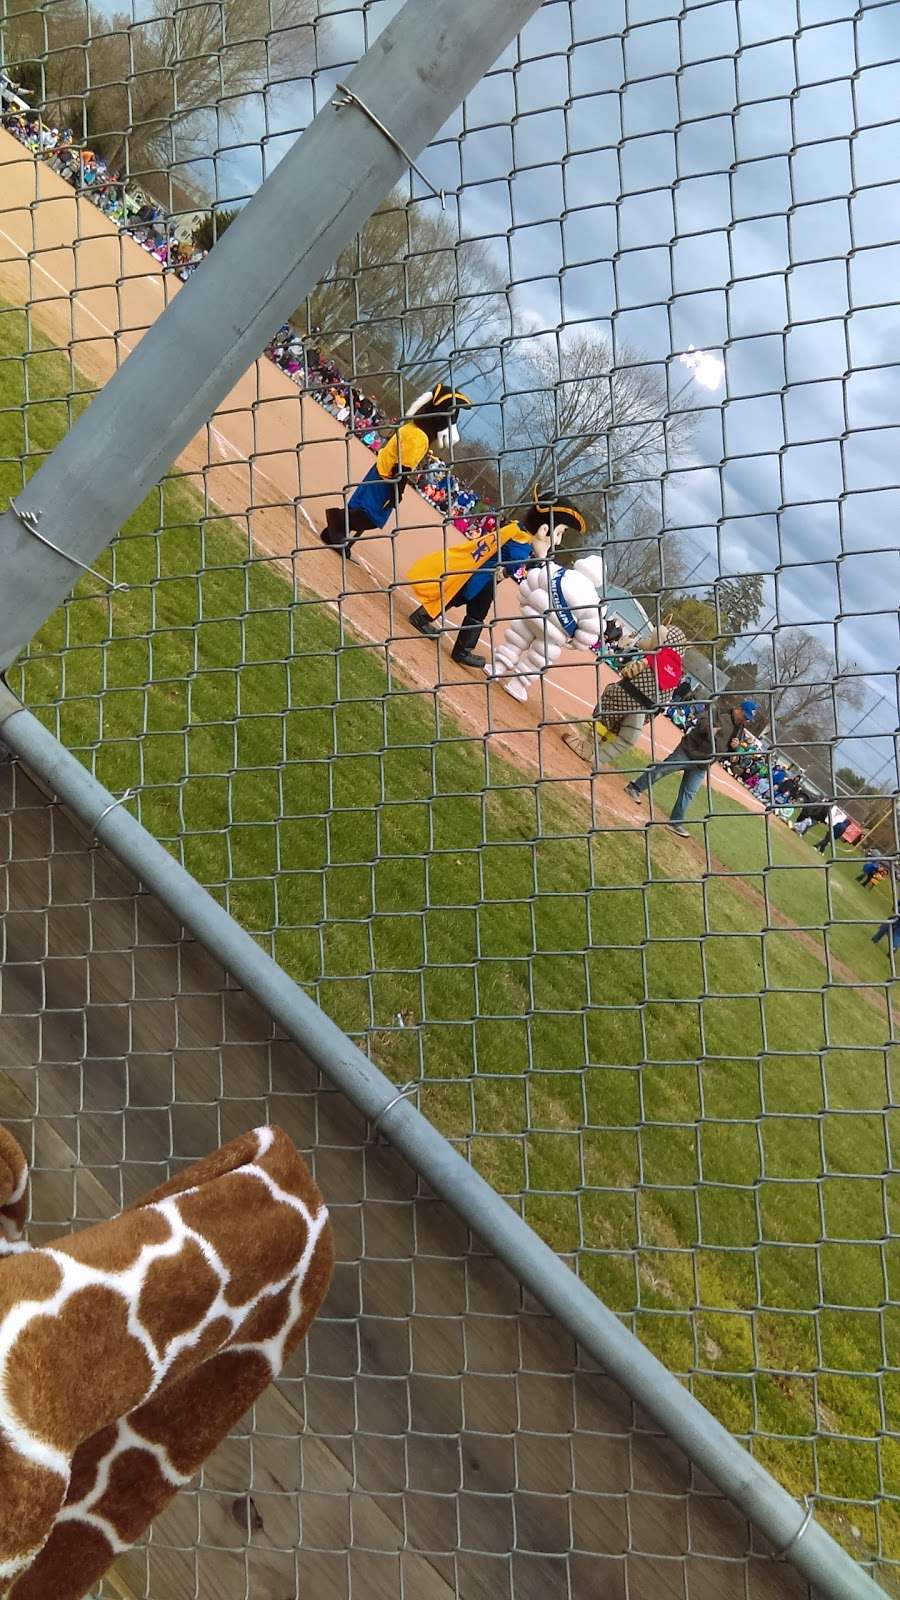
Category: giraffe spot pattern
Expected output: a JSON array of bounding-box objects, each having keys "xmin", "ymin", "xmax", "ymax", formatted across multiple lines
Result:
[
  {"xmin": 136, "ymin": 1238, "xmax": 221, "ymax": 1353},
  {"xmin": 177, "ymin": 1172, "xmax": 313, "ymax": 1305},
  {"xmin": 0, "ymin": 1125, "xmax": 332, "ymax": 1600},
  {"xmin": 53, "ymin": 1207, "xmax": 171, "ymax": 1273},
  {"xmin": 7, "ymin": 1286, "xmax": 155, "ymax": 1452}
]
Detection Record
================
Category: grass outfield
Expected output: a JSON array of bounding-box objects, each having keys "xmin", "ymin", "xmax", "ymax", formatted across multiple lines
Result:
[{"xmin": 3, "ymin": 304, "xmax": 899, "ymax": 1568}]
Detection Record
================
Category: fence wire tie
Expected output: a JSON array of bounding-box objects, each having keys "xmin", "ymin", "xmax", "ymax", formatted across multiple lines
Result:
[
  {"xmin": 370, "ymin": 1080, "xmax": 420, "ymax": 1139},
  {"xmin": 332, "ymin": 83, "xmax": 445, "ymax": 207},
  {"xmin": 93, "ymin": 788, "xmax": 136, "ymax": 837},
  {"xmin": 776, "ymin": 1499, "xmax": 815, "ymax": 1561},
  {"xmin": 9, "ymin": 500, "xmax": 125, "ymax": 592}
]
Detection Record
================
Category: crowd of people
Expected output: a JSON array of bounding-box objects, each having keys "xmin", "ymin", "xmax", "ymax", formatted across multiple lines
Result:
[
  {"xmin": 1, "ymin": 70, "xmax": 508, "ymax": 533},
  {"xmin": 722, "ymin": 740, "xmax": 803, "ymax": 810},
  {"xmin": 1, "ymin": 71, "xmax": 207, "ymax": 277}
]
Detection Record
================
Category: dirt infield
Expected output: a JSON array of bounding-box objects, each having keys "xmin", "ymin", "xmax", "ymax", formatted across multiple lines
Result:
[{"xmin": 0, "ymin": 127, "xmax": 763, "ymax": 825}]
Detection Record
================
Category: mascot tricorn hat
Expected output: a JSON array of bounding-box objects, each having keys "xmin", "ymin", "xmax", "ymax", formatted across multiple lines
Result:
[
  {"xmin": 531, "ymin": 482, "xmax": 589, "ymax": 536},
  {"xmin": 407, "ymin": 381, "xmax": 472, "ymax": 447}
]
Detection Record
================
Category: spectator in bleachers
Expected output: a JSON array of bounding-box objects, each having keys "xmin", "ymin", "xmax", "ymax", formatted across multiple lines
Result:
[{"xmin": 776, "ymin": 773, "xmax": 802, "ymax": 805}]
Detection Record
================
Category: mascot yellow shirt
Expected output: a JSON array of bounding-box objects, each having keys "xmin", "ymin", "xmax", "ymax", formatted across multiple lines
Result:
[
  {"xmin": 407, "ymin": 521, "xmax": 532, "ymax": 618},
  {"xmin": 376, "ymin": 422, "xmax": 430, "ymax": 479}
]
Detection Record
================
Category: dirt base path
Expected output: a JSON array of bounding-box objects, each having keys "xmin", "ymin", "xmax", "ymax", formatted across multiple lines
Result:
[{"xmin": 0, "ymin": 128, "xmax": 765, "ymax": 828}]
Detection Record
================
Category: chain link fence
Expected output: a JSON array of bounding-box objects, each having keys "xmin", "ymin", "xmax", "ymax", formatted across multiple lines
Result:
[
  {"xmin": 3, "ymin": 759, "xmax": 825, "ymax": 1600},
  {"xmin": 1, "ymin": 0, "xmax": 898, "ymax": 1594}
]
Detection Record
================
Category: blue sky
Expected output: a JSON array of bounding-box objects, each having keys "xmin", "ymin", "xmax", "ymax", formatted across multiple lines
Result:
[{"xmin": 103, "ymin": 0, "xmax": 900, "ymax": 780}]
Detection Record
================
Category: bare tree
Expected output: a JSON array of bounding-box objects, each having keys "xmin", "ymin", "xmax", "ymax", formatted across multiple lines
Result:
[
  {"xmin": 1, "ymin": 1, "xmax": 87, "ymax": 108},
  {"xmin": 500, "ymin": 332, "xmax": 696, "ymax": 506},
  {"xmin": 721, "ymin": 628, "xmax": 868, "ymax": 787},
  {"xmin": 3, "ymin": 0, "xmax": 314, "ymax": 186},
  {"xmin": 771, "ymin": 630, "xmax": 864, "ymax": 743},
  {"xmin": 601, "ymin": 493, "xmax": 688, "ymax": 600},
  {"xmin": 704, "ymin": 573, "xmax": 765, "ymax": 634},
  {"xmin": 296, "ymin": 196, "xmax": 506, "ymax": 411}
]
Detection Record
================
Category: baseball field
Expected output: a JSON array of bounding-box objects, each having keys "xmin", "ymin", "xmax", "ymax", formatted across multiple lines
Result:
[{"xmin": 2, "ymin": 126, "xmax": 898, "ymax": 1561}]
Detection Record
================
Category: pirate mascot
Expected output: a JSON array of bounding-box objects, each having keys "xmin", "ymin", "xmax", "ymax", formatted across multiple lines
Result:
[
  {"xmin": 563, "ymin": 622, "xmax": 687, "ymax": 767},
  {"xmin": 407, "ymin": 488, "xmax": 590, "ymax": 669},
  {"xmin": 486, "ymin": 546, "xmax": 606, "ymax": 701},
  {"xmin": 320, "ymin": 382, "xmax": 472, "ymax": 553}
]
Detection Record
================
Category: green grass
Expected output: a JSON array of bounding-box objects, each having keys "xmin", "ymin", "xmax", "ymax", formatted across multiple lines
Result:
[
  {"xmin": 3, "ymin": 302, "xmax": 899, "ymax": 1575},
  {"xmin": 613, "ymin": 747, "xmax": 897, "ymax": 978}
]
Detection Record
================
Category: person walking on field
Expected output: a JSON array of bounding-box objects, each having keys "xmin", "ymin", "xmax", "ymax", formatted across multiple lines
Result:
[
  {"xmin": 872, "ymin": 913, "xmax": 900, "ymax": 960},
  {"xmin": 623, "ymin": 698, "xmax": 759, "ymax": 838},
  {"xmin": 815, "ymin": 806, "xmax": 852, "ymax": 855}
]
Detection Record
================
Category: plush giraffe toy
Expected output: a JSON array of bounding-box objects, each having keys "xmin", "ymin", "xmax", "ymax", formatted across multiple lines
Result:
[{"xmin": 0, "ymin": 1124, "xmax": 333, "ymax": 1600}]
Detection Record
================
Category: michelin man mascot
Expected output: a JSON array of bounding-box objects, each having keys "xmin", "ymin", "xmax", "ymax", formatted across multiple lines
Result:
[{"xmin": 485, "ymin": 491, "xmax": 605, "ymax": 701}]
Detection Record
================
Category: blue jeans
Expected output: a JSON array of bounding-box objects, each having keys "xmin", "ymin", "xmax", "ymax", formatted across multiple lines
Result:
[
  {"xmin": 631, "ymin": 747, "xmax": 707, "ymax": 823},
  {"xmin": 873, "ymin": 922, "xmax": 900, "ymax": 951}
]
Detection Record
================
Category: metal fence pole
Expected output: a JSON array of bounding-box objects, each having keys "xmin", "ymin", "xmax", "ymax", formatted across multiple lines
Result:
[
  {"xmin": 0, "ymin": 0, "xmax": 543, "ymax": 673},
  {"xmin": 0, "ymin": 683, "xmax": 886, "ymax": 1600}
]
